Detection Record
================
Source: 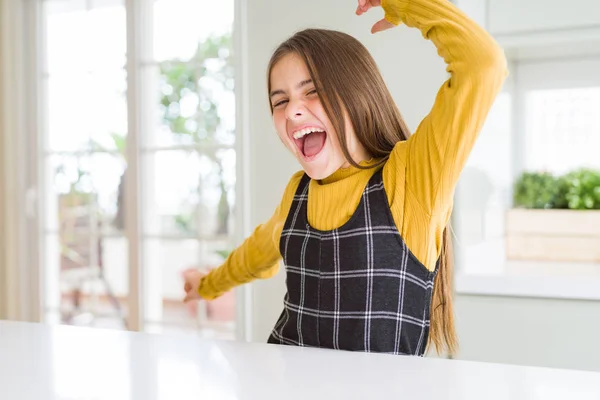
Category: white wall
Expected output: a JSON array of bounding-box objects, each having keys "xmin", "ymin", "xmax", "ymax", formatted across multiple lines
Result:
[
  {"xmin": 241, "ymin": 0, "xmax": 600, "ymax": 373},
  {"xmin": 487, "ymin": 0, "xmax": 600, "ymax": 35}
]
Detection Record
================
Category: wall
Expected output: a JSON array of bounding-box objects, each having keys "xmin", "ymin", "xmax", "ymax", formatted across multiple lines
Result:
[
  {"xmin": 487, "ymin": 0, "xmax": 600, "ymax": 35},
  {"xmin": 241, "ymin": 0, "xmax": 600, "ymax": 372},
  {"xmin": 455, "ymin": 295, "xmax": 600, "ymax": 372}
]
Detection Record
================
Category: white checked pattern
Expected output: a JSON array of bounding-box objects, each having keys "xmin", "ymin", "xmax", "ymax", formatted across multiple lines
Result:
[{"xmin": 268, "ymin": 169, "xmax": 438, "ymax": 356}]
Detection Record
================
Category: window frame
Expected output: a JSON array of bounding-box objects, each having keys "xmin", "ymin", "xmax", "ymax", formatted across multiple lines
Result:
[{"xmin": 12, "ymin": 0, "xmax": 253, "ymax": 336}]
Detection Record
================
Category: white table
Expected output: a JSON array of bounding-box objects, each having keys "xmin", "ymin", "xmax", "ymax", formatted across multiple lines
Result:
[{"xmin": 1, "ymin": 320, "xmax": 599, "ymax": 399}]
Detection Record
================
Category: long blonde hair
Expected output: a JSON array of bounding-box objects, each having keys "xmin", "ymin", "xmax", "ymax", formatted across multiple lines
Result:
[{"xmin": 267, "ymin": 28, "xmax": 458, "ymax": 356}]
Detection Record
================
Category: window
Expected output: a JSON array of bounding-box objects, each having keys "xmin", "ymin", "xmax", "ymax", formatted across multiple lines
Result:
[
  {"xmin": 453, "ymin": 56, "xmax": 600, "ymax": 300},
  {"xmin": 525, "ymin": 87, "xmax": 600, "ymax": 174},
  {"xmin": 37, "ymin": 0, "xmax": 238, "ymax": 337}
]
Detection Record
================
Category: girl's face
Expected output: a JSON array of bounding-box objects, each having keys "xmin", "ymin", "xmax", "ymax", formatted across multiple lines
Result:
[{"xmin": 269, "ymin": 53, "xmax": 369, "ymax": 180}]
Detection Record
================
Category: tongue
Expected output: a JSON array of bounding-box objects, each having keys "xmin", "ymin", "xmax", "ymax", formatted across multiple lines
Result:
[{"xmin": 303, "ymin": 131, "xmax": 326, "ymax": 157}]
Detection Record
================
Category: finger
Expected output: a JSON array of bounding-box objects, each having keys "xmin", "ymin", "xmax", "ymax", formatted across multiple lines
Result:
[
  {"xmin": 356, "ymin": 0, "xmax": 371, "ymax": 15},
  {"xmin": 371, "ymin": 18, "xmax": 395, "ymax": 33},
  {"xmin": 356, "ymin": 4, "xmax": 370, "ymax": 15}
]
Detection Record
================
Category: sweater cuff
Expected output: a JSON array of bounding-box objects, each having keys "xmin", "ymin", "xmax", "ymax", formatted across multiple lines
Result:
[
  {"xmin": 197, "ymin": 277, "xmax": 222, "ymax": 300},
  {"xmin": 380, "ymin": 0, "xmax": 409, "ymax": 26}
]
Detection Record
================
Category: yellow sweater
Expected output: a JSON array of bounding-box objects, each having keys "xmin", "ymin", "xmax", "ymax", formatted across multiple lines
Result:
[{"xmin": 198, "ymin": 0, "xmax": 507, "ymax": 300}]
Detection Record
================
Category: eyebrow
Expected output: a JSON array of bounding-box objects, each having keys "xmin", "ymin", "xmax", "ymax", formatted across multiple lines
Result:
[{"xmin": 269, "ymin": 79, "xmax": 313, "ymax": 98}]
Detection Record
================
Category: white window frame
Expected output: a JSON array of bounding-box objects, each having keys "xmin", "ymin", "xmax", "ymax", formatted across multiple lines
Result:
[{"xmin": 232, "ymin": 0, "xmax": 253, "ymax": 342}]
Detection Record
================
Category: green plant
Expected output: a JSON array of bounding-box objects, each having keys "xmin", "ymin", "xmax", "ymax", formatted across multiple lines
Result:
[
  {"xmin": 562, "ymin": 168, "xmax": 600, "ymax": 210},
  {"xmin": 513, "ymin": 168, "xmax": 600, "ymax": 210},
  {"xmin": 513, "ymin": 172, "xmax": 566, "ymax": 209}
]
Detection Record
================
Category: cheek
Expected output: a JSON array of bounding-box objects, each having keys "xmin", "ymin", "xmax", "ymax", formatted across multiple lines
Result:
[
  {"xmin": 272, "ymin": 110, "xmax": 287, "ymax": 138},
  {"xmin": 327, "ymin": 119, "xmax": 359, "ymax": 159},
  {"xmin": 326, "ymin": 129, "xmax": 346, "ymax": 163},
  {"xmin": 344, "ymin": 125, "xmax": 361, "ymax": 153},
  {"xmin": 306, "ymin": 98, "xmax": 328, "ymax": 122}
]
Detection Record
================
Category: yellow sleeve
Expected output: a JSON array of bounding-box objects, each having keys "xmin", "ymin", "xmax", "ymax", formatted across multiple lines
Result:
[
  {"xmin": 198, "ymin": 171, "xmax": 304, "ymax": 300},
  {"xmin": 381, "ymin": 0, "xmax": 508, "ymax": 269}
]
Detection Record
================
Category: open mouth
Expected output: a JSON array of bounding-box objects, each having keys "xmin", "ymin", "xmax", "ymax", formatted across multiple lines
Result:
[{"xmin": 292, "ymin": 127, "xmax": 327, "ymax": 159}]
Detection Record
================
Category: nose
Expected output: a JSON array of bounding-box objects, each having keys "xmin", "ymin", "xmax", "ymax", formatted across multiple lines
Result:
[{"xmin": 285, "ymin": 98, "xmax": 304, "ymax": 121}]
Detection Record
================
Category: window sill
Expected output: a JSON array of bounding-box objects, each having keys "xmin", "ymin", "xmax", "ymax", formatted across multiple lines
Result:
[
  {"xmin": 455, "ymin": 271, "xmax": 600, "ymax": 301},
  {"xmin": 453, "ymin": 240, "xmax": 600, "ymax": 301}
]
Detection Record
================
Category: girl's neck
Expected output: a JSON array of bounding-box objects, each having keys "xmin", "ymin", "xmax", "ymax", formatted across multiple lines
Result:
[{"xmin": 318, "ymin": 157, "xmax": 379, "ymax": 185}]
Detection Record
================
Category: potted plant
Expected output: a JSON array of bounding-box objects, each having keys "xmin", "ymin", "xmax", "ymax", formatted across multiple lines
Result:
[{"xmin": 506, "ymin": 168, "xmax": 600, "ymax": 262}]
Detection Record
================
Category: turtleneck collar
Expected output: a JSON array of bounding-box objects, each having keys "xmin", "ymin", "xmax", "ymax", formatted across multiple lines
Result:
[{"xmin": 317, "ymin": 158, "xmax": 381, "ymax": 185}]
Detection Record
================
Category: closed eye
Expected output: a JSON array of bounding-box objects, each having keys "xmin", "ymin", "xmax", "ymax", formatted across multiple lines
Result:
[
  {"xmin": 272, "ymin": 89, "xmax": 317, "ymax": 108},
  {"xmin": 273, "ymin": 99, "xmax": 288, "ymax": 108}
]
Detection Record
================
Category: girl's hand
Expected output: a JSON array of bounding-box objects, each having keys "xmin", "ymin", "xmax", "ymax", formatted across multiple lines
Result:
[
  {"xmin": 356, "ymin": 0, "xmax": 396, "ymax": 34},
  {"xmin": 183, "ymin": 269, "xmax": 205, "ymax": 302}
]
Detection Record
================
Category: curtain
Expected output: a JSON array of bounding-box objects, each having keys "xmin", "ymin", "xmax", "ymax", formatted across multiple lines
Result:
[{"xmin": 0, "ymin": 0, "xmax": 26, "ymax": 320}]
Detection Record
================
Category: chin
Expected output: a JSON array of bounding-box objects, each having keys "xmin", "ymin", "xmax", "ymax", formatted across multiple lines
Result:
[
  {"xmin": 302, "ymin": 167, "xmax": 331, "ymax": 180},
  {"xmin": 298, "ymin": 157, "xmax": 340, "ymax": 180}
]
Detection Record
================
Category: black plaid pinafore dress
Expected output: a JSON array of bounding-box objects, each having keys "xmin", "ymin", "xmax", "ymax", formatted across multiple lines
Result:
[{"xmin": 267, "ymin": 168, "xmax": 439, "ymax": 356}]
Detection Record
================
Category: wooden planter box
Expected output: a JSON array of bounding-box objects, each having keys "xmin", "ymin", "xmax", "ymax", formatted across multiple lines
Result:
[{"xmin": 506, "ymin": 209, "xmax": 600, "ymax": 262}]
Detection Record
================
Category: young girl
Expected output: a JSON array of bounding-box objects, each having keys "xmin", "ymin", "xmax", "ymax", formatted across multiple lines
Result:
[{"xmin": 184, "ymin": 0, "xmax": 507, "ymax": 357}]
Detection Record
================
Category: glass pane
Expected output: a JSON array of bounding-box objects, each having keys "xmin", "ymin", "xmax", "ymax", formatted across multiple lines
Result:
[
  {"xmin": 45, "ymin": 70, "xmax": 127, "ymax": 152},
  {"xmin": 142, "ymin": 51, "xmax": 235, "ymax": 148},
  {"xmin": 43, "ymin": 233, "xmax": 129, "ymax": 329},
  {"xmin": 199, "ymin": 239, "xmax": 236, "ymax": 337},
  {"xmin": 152, "ymin": 0, "xmax": 234, "ymax": 63},
  {"xmin": 143, "ymin": 0, "xmax": 235, "ymax": 148},
  {"xmin": 44, "ymin": 0, "xmax": 126, "ymax": 75},
  {"xmin": 196, "ymin": 148, "xmax": 236, "ymax": 237},
  {"xmin": 142, "ymin": 150, "xmax": 201, "ymax": 236},
  {"xmin": 42, "ymin": 152, "xmax": 128, "ymax": 326},
  {"xmin": 45, "ymin": 153, "xmax": 126, "ymax": 235},
  {"xmin": 525, "ymin": 87, "xmax": 600, "ymax": 175},
  {"xmin": 143, "ymin": 238, "xmax": 235, "ymax": 338},
  {"xmin": 142, "ymin": 149, "xmax": 235, "ymax": 237},
  {"xmin": 44, "ymin": 0, "xmax": 127, "ymax": 152},
  {"xmin": 454, "ymin": 92, "xmax": 512, "ymax": 274}
]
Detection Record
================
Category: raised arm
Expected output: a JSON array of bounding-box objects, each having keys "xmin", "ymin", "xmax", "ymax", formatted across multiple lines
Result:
[
  {"xmin": 197, "ymin": 172, "xmax": 303, "ymax": 300},
  {"xmin": 382, "ymin": 0, "xmax": 508, "ymax": 215}
]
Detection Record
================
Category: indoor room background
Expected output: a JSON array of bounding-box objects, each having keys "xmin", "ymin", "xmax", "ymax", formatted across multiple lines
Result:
[{"xmin": 1, "ymin": 0, "xmax": 599, "ymax": 374}]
